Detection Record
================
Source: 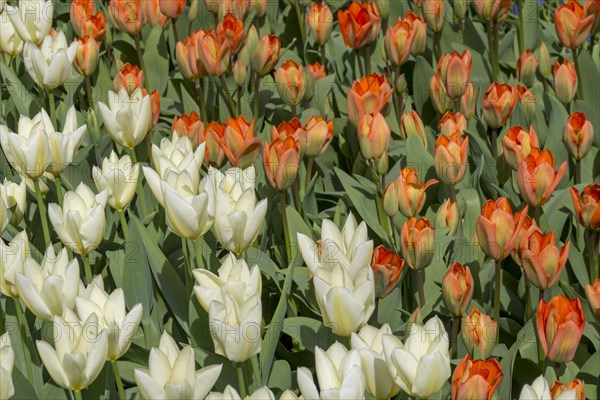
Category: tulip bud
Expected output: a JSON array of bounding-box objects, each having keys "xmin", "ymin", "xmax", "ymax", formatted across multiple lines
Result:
[
  {"xmin": 188, "ymin": 0, "xmax": 199, "ymax": 20},
  {"xmin": 143, "ymin": 0, "xmax": 169, "ymax": 27},
  {"xmin": 376, "ymin": 151, "xmax": 389, "ymax": 175},
  {"xmin": 383, "ymin": 181, "xmax": 399, "ymax": 217},
  {"xmin": 482, "ymin": 83, "xmax": 516, "ymax": 129},
  {"xmin": 517, "ymin": 148, "xmax": 567, "ymax": 208},
  {"xmin": 452, "ymin": 355, "xmax": 503, "ymax": 400},
  {"xmin": 554, "ymin": 0, "xmax": 595, "ymax": 49},
  {"xmin": 520, "ymin": 228, "xmax": 570, "ymax": 290},
  {"xmin": 401, "ymin": 217, "xmax": 435, "ymax": 270},
  {"xmin": 462, "ymin": 307, "xmax": 497, "ymax": 359},
  {"xmin": 430, "ymin": 73, "xmax": 451, "ymax": 114},
  {"xmin": 423, "ymin": 0, "xmax": 445, "ymax": 32},
  {"xmin": 357, "ymin": 113, "xmax": 391, "ymax": 160},
  {"xmin": 275, "ymin": 61, "xmax": 306, "ymax": 107},
  {"xmin": 113, "ymin": 63, "xmax": 144, "ymax": 94},
  {"xmin": 74, "ymin": 36, "xmax": 100, "ymax": 77},
  {"xmin": 303, "ymin": 67, "xmax": 316, "ymax": 101},
  {"xmin": 371, "ymin": 245, "xmax": 405, "ymax": 298},
  {"xmin": 337, "ymin": 2, "xmax": 381, "ymax": 49},
  {"xmin": 563, "ymin": 112, "xmax": 594, "ymax": 160},
  {"xmin": 109, "ymin": 0, "xmax": 145, "ymax": 36},
  {"xmin": 252, "ymin": 34, "xmax": 281, "ymax": 76},
  {"xmin": 405, "ymin": 11, "xmax": 427, "ymax": 55},
  {"xmin": 246, "ymin": 25, "xmax": 259, "ymax": 60},
  {"xmin": 585, "ymin": 0, "xmax": 600, "ymax": 35},
  {"xmin": 453, "ymin": 0, "xmax": 468, "ymax": 19},
  {"xmin": 502, "ymin": 125, "xmax": 539, "ymax": 170},
  {"xmin": 473, "ymin": 0, "xmax": 510, "ymax": 21},
  {"xmin": 400, "ymin": 111, "xmax": 428, "ymax": 149},
  {"xmin": 434, "ymin": 132, "xmax": 469, "ymax": 186},
  {"xmin": 232, "ymin": 58, "xmax": 247, "ymax": 87},
  {"xmin": 347, "ymin": 73, "xmax": 393, "ymax": 126},
  {"xmin": 442, "ymin": 263, "xmax": 473, "ymax": 317},
  {"xmin": 302, "ymin": 116, "xmax": 334, "ymax": 157},
  {"xmin": 395, "ymin": 73, "xmax": 407, "ymax": 94},
  {"xmin": 439, "ymin": 111, "xmax": 467, "ymax": 137},
  {"xmin": 459, "ymin": 82, "xmax": 476, "ymax": 120},
  {"xmin": 517, "ymin": 50, "xmax": 539, "ymax": 87},
  {"xmin": 537, "ymin": 42, "xmax": 552, "ymax": 78},
  {"xmin": 384, "ymin": 19, "xmax": 414, "ymax": 66},
  {"xmin": 263, "ymin": 137, "xmax": 301, "ymax": 191},
  {"xmin": 375, "ymin": 0, "xmax": 389, "ymax": 18},
  {"xmin": 570, "ymin": 183, "xmax": 600, "ymax": 230},
  {"xmin": 87, "ymin": 108, "xmax": 101, "ymax": 142},
  {"xmin": 476, "ymin": 198, "xmax": 526, "ymax": 261},
  {"xmin": 585, "ymin": 279, "xmax": 600, "ymax": 322},
  {"xmin": 550, "ymin": 380, "xmax": 585, "ymax": 400},
  {"xmin": 553, "ymin": 59, "xmax": 578, "ymax": 104},
  {"xmin": 537, "ymin": 295, "xmax": 585, "ymax": 363},
  {"xmin": 307, "ymin": 2, "xmax": 333, "ymax": 45},
  {"xmin": 394, "ymin": 167, "xmax": 438, "ymax": 218},
  {"xmin": 436, "ymin": 198, "xmax": 459, "ymax": 236}
]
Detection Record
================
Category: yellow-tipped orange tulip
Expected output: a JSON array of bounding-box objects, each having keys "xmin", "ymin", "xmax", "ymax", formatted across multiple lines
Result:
[
  {"xmin": 555, "ymin": 0, "xmax": 595, "ymax": 49},
  {"xmin": 74, "ymin": 36, "xmax": 100, "ymax": 77},
  {"xmin": 439, "ymin": 111, "xmax": 467, "ymax": 137},
  {"xmin": 393, "ymin": 167, "xmax": 438, "ymax": 218},
  {"xmin": 201, "ymin": 122, "xmax": 227, "ymax": 167},
  {"xmin": 520, "ymin": 228, "xmax": 570, "ymax": 290},
  {"xmin": 553, "ymin": 59, "xmax": 578, "ymax": 104},
  {"xmin": 476, "ymin": 197, "xmax": 527, "ymax": 261},
  {"xmin": 71, "ymin": 0, "xmax": 106, "ymax": 40},
  {"xmin": 517, "ymin": 148, "xmax": 566, "ymax": 208},
  {"xmin": 563, "ymin": 112, "xmax": 594, "ymax": 160},
  {"xmin": 302, "ymin": 116, "xmax": 334, "ymax": 157},
  {"xmin": 307, "ymin": 63, "xmax": 327, "ymax": 81},
  {"xmin": 307, "ymin": 2, "xmax": 334, "ymax": 46},
  {"xmin": 550, "ymin": 380, "xmax": 585, "ymax": 400},
  {"xmin": 585, "ymin": 0, "xmax": 600, "ymax": 35},
  {"xmin": 113, "ymin": 63, "xmax": 144, "ymax": 94},
  {"xmin": 221, "ymin": 116, "xmax": 260, "ymax": 168},
  {"xmin": 462, "ymin": 307, "xmax": 497, "ymax": 359},
  {"xmin": 275, "ymin": 61, "xmax": 306, "ymax": 107},
  {"xmin": 437, "ymin": 50, "xmax": 472, "ymax": 100},
  {"xmin": 371, "ymin": 245, "xmax": 405, "ymax": 298},
  {"xmin": 384, "ymin": 18, "xmax": 414, "ymax": 66},
  {"xmin": 216, "ymin": 13, "xmax": 245, "ymax": 54},
  {"xmin": 404, "ymin": 11, "xmax": 427, "ymax": 55},
  {"xmin": 501, "ymin": 125, "xmax": 539, "ymax": 171},
  {"xmin": 347, "ymin": 73, "xmax": 393, "ymax": 126},
  {"xmin": 423, "ymin": 0, "xmax": 445, "ymax": 32},
  {"xmin": 263, "ymin": 137, "xmax": 300, "ymax": 191},
  {"xmin": 357, "ymin": 112, "xmax": 390, "ymax": 160},
  {"xmin": 429, "ymin": 72, "xmax": 451, "ymax": 114},
  {"xmin": 442, "ymin": 262, "xmax": 473, "ymax": 317},
  {"xmin": 459, "ymin": 82, "xmax": 476, "ymax": 120},
  {"xmin": 109, "ymin": 0, "xmax": 145, "ymax": 36},
  {"xmin": 172, "ymin": 112, "xmax": 205, "ymax": 148},
  {"xmin": 473, "ymin": 0, "xmax": 511, "ymax": 21},
  {"xmin": 252, "ymin": 34, "xmax": 281, "ymax": 77},
  {"xmin": 400, "ymin": 217, "xmax": 435, "ymax": 270},
  {"xmin": 517, "ymin": 49, "xmax": 539, "ymax": 87},
  {"xmin": 435, "ymin": 198, "xmax": 459, "ymax": 236},
  {"xmin": 337, "ymin": 1, "xmax": 381, "ymax": 49},
  {"xmin": 143, "ymin": 0, "xmax": 169, "ymax": 27},
  {"xmin": 570, "ymin": 183, "xmax": 600, "ymax": 230},
  {"xmin": 197, "ymin": 29, "xmax": 231, "ymax": 77},
  {"xmin": 482, "ymin": 83, "xmax": 516, "ymax": 129},
  {"xmin": 510, "ymin": 209, "xmax": 536, "ymax": 267},
  {"xmin": 452, "ymin": 355, "xmax": 503, "ymax": 400},
  {"xmin": 400, "ymin": 111, "xmax": 428, "ymax": 149},
  {"xmin": 537, "ymin": 294, "xmax": 585, "ymax": 363},
  {"xmin": 434, "ymin": 132, "xmax": 469, "ymax": 186},
  {"xmin": 585, "ymin": 279, "xmax": 600, "ymax": 321}
]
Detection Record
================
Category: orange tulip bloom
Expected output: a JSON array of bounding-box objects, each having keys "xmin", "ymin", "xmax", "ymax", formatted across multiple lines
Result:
[
  {"xmin": 423, "ymin": 0, "xmax": 445, "ymax": 32},
  {"xmin": 177, "ymin": 31, "xmax": 209, "ymax": 80},
  {"xmin": 301, "ymin": 116, "xmax": 334, "ymax": 157},
  {"xmin": 459, "ymin": 82, "xmax": 476, "ymax": 120},
  {"xmin": 461, "ymin": 307, "xmax": 497, "ymax": 359},
  {"xmin": 452, "ymin": 355, "xmax": 503, "ymax": 400},
  {"xmin": 172, "ymin": 112, "xmax": 205, "ymax": 148},
  {"xmin": 520, "ymin": 227, "xmax": 570, "ymax": 290},
  {"xmin": 347, "ymin": 73, "xmax": 393, "ymax": 126},
  {"xmin": 585, "ymin": 0, "xmax": 600, "ymax": 35},
  {"xmin": 252, "ymin": 34, "xmax": 281, "ymax": 77},
  {"xmin": 563, "ymin": 112, "xmax": 594, "ymax": 160},
  {"xmin": 482, "ymin": 83, "xmax": 516, "ymax": 129},
  {"xmin": 434, "ymin": 132, "xmax": 469, "ymax": 186},
  {"xmin": 74, "ymin": 36, "xmax": 100, "ymax": 77},
  {"xmin": 357, "ymin": 112, "xmax": 390, "ymax": 160},
  {"xmin": 476, "ymin": 197, "xmax": 527, "ymax": 261},
  {"xmin": 553, "ymin": 59, "xmax": 578, "ymax": 104},
  {"xmin": 71, "ymin": 0, "xmax": 106, "ymax": 40},
  {"xmin": 113, "ymin": 63, "xmax": 144, "ymax": 94},
  {"xmin": 501, "ymin": 125, "xmax": 539, "ymax": 170},
  {"xmin": 436, "ymin": 50, "xmax": 472, "ymax": 100},
  {"xmin": 537, "ymin": 295, "xmax": 585, "ymax": 363},
  {"xmin": 442, "ymin": 263, "xmax": 473, "ymax": 317},
  {"xmin": 109, "ymin": 0, "xmax": 145, "ymax": 36},
  {"xmin": 263, "ymin": 137, "xmax": 301, "ymax": 191},
  {"xmin": 393, "ymin": 167, "xmax": 438, "ymax": 218},
  {"xmin": 404, "ymin": 11, "xmax": 427, "ymax": 55},
  {"xmin": 555, "ymin": 0, "xmax": 595, "ymax": 49},
  {"xmin": 510, "ymin": 209, "xmax": 536, "ymax": 267},
  {"xmin": 585, "ymin": 279, "xmax": 600, "ymax": 321},
  {"xmin": 517, "ymin": 148, "xmax": 567, "ymax": 208},
  {"xmin": 159, "ymin": 0, "xmax": 186, "ymax": 19},
  {"xmin": 201, "ymin": 122, "xmax": 228, "ymax": 167},
  {"xmin": 275, "ymin": 61, "xmax": 306, "ymax": 107},
  {"xmin": 384, "ymin": 18, "xmax": 414, "ymax": 66},
  {"xmin": 197, "ymin": 29, "xmax": 231, "ymax": 77},
  {"xmin": 307, "ymin": 63, "xmax": 327, "ymax": 81},
  {"xmin": 550, "ymin": 380, "xmax": 585, "ymax": 400},
  {"xmin": 371, "ymin": 245, "xmax": 405, "ymax": 298},
  {"xmin": 143, "ymin": 0, "xmax": 170, "ymax": 27},
  {"xmin": 217, "ymin": 13, "xmax": 245, "ymax": 54},
  {"xmin": 307, "ymin": 2, "xmax": 334, "ymax": 45},
  {"xmin": 439, "ymin": 111, "xmax": 467, "ymax": 137},
  {"xmin": 570, "ymin": 183, "xmax": 600, "ymax": 230},
  {"xmin": 337, "ymin": 1, "xmax": 381, "ymax": 49},
  {"xmin": 400, "ymin": 217, "xmax": 435, "ymax": 270},
  {"xmin": 473, "ymin": 0, "xmax": 511, "ymax": 21},
  {"xmin": 271, "ymin": 118, "xmax": 304, "ymax": 142},
  {"xmin": 435, "ymin": 198, "xmax": 459, "ymax": 236},
  {"xmin": 143, "ymin": 89, "xmax": 161, "ymax": 128},
  {"xmin": 516, "ymin": 49, "xmax": 539, "ymax": 86},
  {"xmin": 220, "ymin": 116, "xmax": 260, "ymax": 168}
]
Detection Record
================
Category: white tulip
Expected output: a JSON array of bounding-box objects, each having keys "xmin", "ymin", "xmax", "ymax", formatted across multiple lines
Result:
[
  {"xmin": 193, "ymin": 253, "xmax": 262, "ymax": 312},
  {"xmin": 0, "ymin": 332, "xmax": 15, "ymax": 400},
  {"xmin": 0, "ymin": 178, "xmax": 27, "ymax": 227},
  {"xmin": 6, "ymin": 0, "xmax": 53, "ymax": 45},
  {"xmin": 23, "ymin": 32, "xmax": 78, "ymax": 90},
  {"xmin": 0, "ymin": 231, "xmax": 30, "ymax": 297},
  {"xmin": 15, "ymin": 245, "xmax": 83, "ymax": 321},
  {"xmin": 23, "ymin": 172, "xmax": 53, "ymax": 195},
  {"xmin": 46, "ymin": 106, "xmax": 87, "ymax": 176},
  {"xmin": 382, "ymin": 316, "xmax": 451, "ymax": 399},
  {"xmin": 98, "ymin": 88, "xmax": 153, "ymax": 149},
  {"xmin": 48, "ymin": 183, "xmax": 108, "ymax": 256},
  {"xmin": 350, "ymin": 324, "xmax": 399, "ymax": 399},
  {"xmin": 297, "ymin": 343, "xmax": 366, "ymax": 400},
  {"xmin": 75, "ymin": 276, "xmax": 143, "ymax": 361},
  {"xmin": 519, "ymin": 375, "xmax": 552, "ymax": 400},
  {"xmin": 279, "ymin": 390, "xmax": 302, "ymax": 400},
  {"xmin": 210, "ymin": 166, "xmax": 268, "ymax": 254},
  {"xmin": 0, "ymin": 10, "xmax": 25, "ymax": 56},
  {"xmin": 152, "ymin": 134, "xmax": 205, "ymax": 178},
  {"xmin": 207, "ymin": 385, "xmax": 275, "ymax": 400},
  {"xmin": 93, "ymin": 151, "xmax": 139, "ymax": 210},
  {"xmin": 554, "ymin": 389, "xmax": 580, "ymax": 400},
  {"xmin": 134, "ymin": 331, "xmax": 222, "ymax": 400},
  {"xmin": 36, "ymin": 310, "xmax": 108, "ymax": 392}
]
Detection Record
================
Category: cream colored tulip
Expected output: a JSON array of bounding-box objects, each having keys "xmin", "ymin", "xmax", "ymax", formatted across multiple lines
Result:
[
  {"xmin": 0, "ymin": 231, "xmax": 30, "ymax": 297},
  {"xmin": 98, "ymin": 88, "xmax": 153, "ymax": 149},
  {"xmin": 36, "ymin": 309, "xmax": 108, "ymax": 392},
  {"xmin": 6, "ymin": 0, "xmax": 53, "ymax": 45},
  {"xmin": 46, "ymin": 106, "xmax": 87, "ymax": 176},
  {"xmin": 206, "ymin": 385, "xmax": 276, "ymax": 400},
  {"xmin": 75, "ymin": 276, "xmax": 143, "ymax": 361},
  {"xmin": 0, "ymin": 332, "xmax": 15, "ymax": 400},
  {"xmin": 93, "ymin": 151, "xmax": 139, "ymax": 210},
  {"xmin": 48, "ymin": 183, "xmax": 108, "ymax": 256},
  {"xmin": 519, "ymin": 375, "xmax": 552, "ymax": 400},
  {"xmin": 0, "ymin": 10, "xmax": 25, "ymax": 56},
  {"xmin": 23, "ymin": 31, "xmax": 78, "ymax": 90},
  {"xmin": 0, "ymin": 178, "xmax": 26, "ymax": 227},
  {"xmin": 16, "ymin": 245, "xmax": 83, "ymax": 321},
  {"xmin": 135, "ymin": 331, "xmax": 222, "ymax": 400},
  {"xmin": 151, "ymin": 134, "xmax": 205, "ymax": 179}
]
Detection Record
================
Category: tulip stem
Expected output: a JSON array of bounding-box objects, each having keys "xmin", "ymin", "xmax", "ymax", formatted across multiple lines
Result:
[
  {"xmin": 14, "ymin": 298, "xmax": 33, "ymax": 382},
  {"xmin": 292, "ymin": 179, "xmax": 303, "ymax": 215},
  {"xmin": 572, "ymin": 48, "xmax": 584, "ymax": 101},
  {"xmin": 220, "ymin": 76, "xmax": 237, "ymax": 117},
  {"xmin": 280, "ymin": 191, "xmax": 292, "ymax": 263},
  {"xmin": 47, "ymin": 90, "xmax": 57, "ymax": 130},
  {"xmin": 433, "ymin": 31, "xmax": 442, "ymax": 64},
  {"xmin": 416, "ymin": 270, "xmax": 426, "ymax": 309},
  {"xmin": 574, "ymin": 159, "xmax": 581, "ymax": 184},
  {"xmin": 74, "ymin": 391, "xmax": 82, "ymax": 400},
  {"xmin": 134, "ymin": 34, "xmax": 148, "ymax": 90},
  {"xmin": 34, "ymin": 179, "xmax": 51, "ymax": 248},
  {"xmin": 490, "ymin": 128, "xmax": 498, "ymax": 160},
  {"xmin": 198, "ymin": 79, "xmax": 208, "ymax": 122},
  {"xmin": 83, "ymin": 254, "xmax": 92, "ymax": 284},
  {"xmin": 236, "ymin": 363, "xmax": 247, "ymax": 398},
  {"xmin": 516, "ymin": 0, "xmax": 525, "ymax": 55},
  {"xmin": 111, "ymin": 361, "xmax": 126, "ymax": 400},
  {"xmin": 305, "ymin": 157, "xmax": 314, "ymax": 191},
  {"xmin": 251, "ymin": 355, "xmax": 261, "ymax": 387},
  {"xmin": 320, "ymin": 45, "xmax": 327, "ymax": 73},
  {"xmin": 486, "ymin": 22, "xmax": 500, "ymax": 82},
  {"xmin": 586, "ymin": 229, "xmax": 599, "ymax": 281},
  {"xmin": 85, "ymin": 76, "xmax": 94, "ymax": 111},
  {"xmin": 182, "ymin": 238, "xmax": 192, "ymax": 294},
  {"xmin": 55, "ymin": 176, "xmax": 64, "ymax": 207},
  {"xmin": 493, "ymin": 259, "xmax": 502, "ymax": 341},
  {"xmin": 291, "ymin": 0, "xmax": 306, "ymax": 53},
  {"xmin": 193, "ymin": 239, "xmax": 205, "ymax": 270},
  {"xmin": 451, "ymin": 316, "xmax": 459, "ymax": 359},
  {"xmin": 128, "ymin": 149, "xmax": 149, "ymax": 218},
  {"xmin": 355, "ymin": 50, "xmax": 365, "ymax": 78},
  {"xmin": 524, "ymin": 274, "xmax": 533, "ymax": 321},
  {"xmin": 253, "ymin": 74, "xmax": 261, "ymax": 119},
  {"xmin": 118, "ymin": 209, "xmax": 130, "ymax": 241},
  {"xmin": 365, "ymin": 46, "xmax": 371, "ymax": 75}
]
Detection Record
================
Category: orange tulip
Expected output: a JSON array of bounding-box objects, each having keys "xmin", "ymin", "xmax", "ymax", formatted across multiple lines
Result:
[
  {"xmin": 109, "ymin": 0, "xmax": 145, "ymax": 36},
  {"xmin": 263, "ymin": 137, "xmax": 300, "ymax": 191},
  {"xmin": 71, "ymin": 0, "xmax": 107, "ymax": 40},
  {"xmin": 435, "ymin": 198, "xmax": 459, "ymax": 236},
  {"xmin": 517, "ymin": 148, "xmax": 567, "ymax": 208},
  {"xmin": 74, "ymin": 36, "xmax": 100, "ymax": 77},
  {"xmin": 159, "ymin": 0, "xmax": 186, "ymax": 19},
  {"xmin": 181, "ymin": 31, "xmax": 209, "ymax": 80},
  {"xmin": 585, "ymin": 279, "xmax": 600, "ymax": 321},
  {"xmin": 252, "ymin": 34, "xmax": 281, "ymax": 76},
  {"xmin": 400, "ymin": 217, "xmax": 435, "ymax": 270},
  {"xmin": 357, "ymin": 112, "xmax": 391, "ymax": 160},
  {"xmin": 476, "ymin": 197, "xmax": 527, "ymax": 261},
  {"xmin": 550, "ymin": 380, "xmax": 585, "ymax": 400},
  {"xmin": 217, "ymin": 13, "xmax": 245, "ymax": 54},
  {"xmin": 570, "ymin": 183, "xmax": 600, "ymax": 230},
  {"xmin": 393, "ymin": 167, "xmax": 438, "ymax": 218},
  {"xmin": 215, "ymin": 0, "xmax": 249, "ymax": 19},
  {"xmin": 307, "ymin": 62, "xmax": 327, "ymax": 81},
  {"xmin": 555, "ymin": 0, "xmax": 595, "ymax": 49},
  {"xmin": 404, "ymin": 11, "xmax": 427, "ymax": 55},
  {"xmin": 439, "ymin": 111, "xmax": 467, "ymax": 137},
  {"xmin": 462, "ymin": 307, "xmax": 497, "ymax": 359},
  {"xmin": 436, "ymin": 50, "xmax": 472, "ymax": 100},
  {"xmin": 585, "ymin": 0, "xmax": 600, "ymax": 35},
  {"xmin": 143, "ymin": 0, "xmax": 170, "ymax": 27},
  {"xmin": 400, "ymin": 111, "xmax": 428, "ymax": 149},
  {"xmin": 482, "ymin": 83, "xmax": 516, "ymax": 129},
  {"xmin": 307, "ymin": 2, "xmax": 334, "ymax": 45},
  {"xmin": 442, "ymin": 263, "xmax": 473, "ymax": 317},
  {"xmin": 197, "ymin": 29, "xmax": 231, "ymax": 77},
  {"xmin": 384, "ymin": 18, "xmax": 414, "ymax": 66},
  {"xmin": 473, "ymin": 0, "xmax": 511, "ymax": 21},
  {"xmin": 371, "ymin": 245, "xmax": 405, "ymax": 298},
  {"xmin": 510, "ymin": 209, "xmax": 536, "ymax": 267},
  {"xmin": 337, "ymin": 1, "xmax": 381, "ymax": 49},
  {"xmin": 501, "ymin": 125, "xmax": 539, "ymax": 170},
  {"xmin": 301, "ymin": 116, "xmax": 334, "ymax": 157},
  {"xmin": 172, "ymin": 112, "xmax": 205, "ymax": 148},
  {"xmin": 201, "ymin": 122, "xmax": 228, "ymax": 167},
  {"xmin": 429, "ymin": 73, "xmax": 451, "ymax": 114},
  {"xmin": 220, "ymin": 116, "xmax": 260, "ymax": 168},
  {"xmin": 275, "ymin": 61, "xmax": 306, "ymax": 107},
  {"xmin": 452, "ymin": 355, "xmax": 503, "ymax": 400},
  {"xmin": 563, "ymin": 112, "xmax": 594, "ymax": 160},
  {"xmin": 144, "ymin": 89, "xmax": 161, "ymax": 128},
  {"xmin": 459, "ymin": 82, "xmax": 476, "ymax": 120},
  {"xmin": 423, "ymin": 0, "xmax": 445, "ymax": 32},
  {"xmin": 347, "ymin": 73, "xmax": 393, "ymax": 126},
  {"xmin": 538, "ymin": 42, "xmax": 552, "ymax": 78},
  {"xmin": 553, "ymin": 59, "xmax": 578, "ymax": 104},
  {"xmin": 113, "ymin": 63, "xmax": 144, "ymax": 94},
  {"xmin": 517, "ymin": 49, "xmax": 539, "ymax": 86},
  {"xmin": 520, "ymin": 227, "xmax": 570, "ymax": 290},
  {"xmin": 514, "ymin": 84, "xmax": 537, "ymax": 121},
  {"xmin": 271, "ymin": 118, "xmax": 304, "ymax": 142},
  {"xmin": 434, "ymin": 132, "xmax": 469, "ymax": 186},
  {"xmin": 537, "ymin": 294, "xmax": 585, "ymax": 363}
]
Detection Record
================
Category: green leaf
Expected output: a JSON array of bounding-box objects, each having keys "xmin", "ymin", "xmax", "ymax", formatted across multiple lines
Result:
[
  {"xmin": 0, "ymin": 58, "xmax": 38, "ymax": 116},
  {"xmin": 143, "ymin": 25, "xmax": 170, "ymax": 95},
  {"xmin": 125, "ymin": 214, "xmax": 155, "ymax": 318}
]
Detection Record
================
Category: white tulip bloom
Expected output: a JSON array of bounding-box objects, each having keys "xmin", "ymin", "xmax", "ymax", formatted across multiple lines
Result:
[
  {"xmin": 0, "ymin": 178, "xmax": 27, "ymax": 227},
  {"xmin": 0, "ymin": 10, "xmax": 25, "ymax": 56},
  {"xmin": 519, "ymin": 375, "xmax": 552, "ymax": 400},
  {"xmin": 279, "ymin": 390, "xmax": 302, "ymax": 400},
  {"xmin": 6, "ymin": 0, "xmax": 53, "ymax": 45},
  {"xmin": 297, "ymin": 343, "xmax": 366, "ymax": 400},
  {"xmin": 98, "ymin": 88, "xmax": 153, "ymax": 149},
  {"xmin": 206, "ymin": 385, "xmax": 275, "ymax": 400},
  {"xmin": 0, "ymin": 231, "xmax": 30, "ymax": 297},
  {"xmin": 46, "ymin": 106, "xmax": 87, "ymax": 176},
  {"xmin": 75, "ymin": 276, "xmax": 143, "ymax": 361},
  {"xmin": 134, "ymin": 331, "xmax": 222, "ymax": 400},
  {"xmin": 15, "ymin": 245, "xmax": 83, "ymax": 321},
  {"xmin": 350, "ymin": 324, "xmax": 399, "ymax": 399},
  {"xmin": 48, "ymin": 183, "xmax": 108, "ymax": 256},
  {"xmin": 36, "ymin": 310, "xmax": 108, "ymax": 392},
  {"xmin": 23, "ymin": 172, "xmax": 53, "ymax": 195},
  {"xmin": 152, "ymin": 134, "xmax": 205, "ymax": 178},
  {"xmin": 210, "ymin": 166, "xmax": 268, "ymax": 254},
  {"xmin": 23, "ymin": 31, "xmax": 78, "ymax": 90},
  {"xmin": 93, "ymin": 151, "xmax": 139, "ymax": 210},
  {"xmin": 193, "ymin": 253, "xmax": 262, "ymax": 312},
  {"xmin": 0, "ymin": 332, "xmax": 15, "ymax": 400},
  {"xmin": 382, "ymin": 316, "xmax": 451, "ymax": 399}
]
